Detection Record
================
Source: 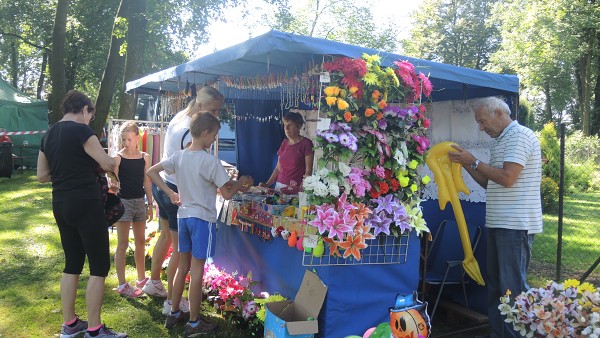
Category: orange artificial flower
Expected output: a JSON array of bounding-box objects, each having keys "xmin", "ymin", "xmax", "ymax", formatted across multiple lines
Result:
[
  {"xmin": 349, "ymin": 203, "xmax": 372, "ymax": 222},
  {"xmin": 378, "ymin": 100, "xmax": 388, "ymax": 109},
  {"xmin": 376, "ymin": 112, "xmax": 384, "ymax": 120},
  {"xmin": 337, "ymin": 98, "xmax": 349, "ymax": 111},
  {"xmin": 323, "ymin": 237, "xmax": 341, "ymax": 257},
  {"xmin": 338, "ymin": 234, "xmax": 368, "ymax": 261},
  {"xmin": 365, "ymin": 108, "xmax": 375, "ymax": 117},
  {"xmin": 349, "ymin": 86, "xmax": 358, "ymax": 94},
  {"xmin": 371, "ymin": 90, "xmax": 381, "ymax": 101},
  {"xmin": 344, "ymin": 111, "xmax": 353, "ymax": 122}
]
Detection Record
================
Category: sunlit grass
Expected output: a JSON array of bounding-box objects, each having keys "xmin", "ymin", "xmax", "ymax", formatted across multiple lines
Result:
[{"xmin": 0, "ymin": 173, "xmax": 254, "ymax": 337}]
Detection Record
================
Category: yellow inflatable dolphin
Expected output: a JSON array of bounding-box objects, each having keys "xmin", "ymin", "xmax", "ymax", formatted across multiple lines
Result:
[{"xmin": 426, "ymin": 141, "xmax": 485, "ymax": 286}]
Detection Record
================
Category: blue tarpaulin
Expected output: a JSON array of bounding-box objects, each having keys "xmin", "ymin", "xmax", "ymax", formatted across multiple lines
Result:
[{"xmin": 126, "ymin": 30, "xmax": 518, "ymax": 102}]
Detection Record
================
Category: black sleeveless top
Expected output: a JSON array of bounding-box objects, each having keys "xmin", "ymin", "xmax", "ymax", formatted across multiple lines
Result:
[{"xmin": 118, "ymin": 156, "xmax": 145, "ymax": 199}]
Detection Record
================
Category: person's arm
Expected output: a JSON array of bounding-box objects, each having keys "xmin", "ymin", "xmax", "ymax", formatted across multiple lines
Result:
[
  {"xmin": 259, "ymin": 161, "xmax": 281, "ymax": 187},
  {"xmin": 304, "ymin": 152, "xmax": 314, "ymax": 178},
  {"xmin": 83, "ymin": 135, "xmax": 115, "ymax": 173},
  {"xmin": 220, "ymin": 175, "xmax": 254, "ymax": 200},
  {"xmin": 142, "ymin": 152, "xmax": 154, "ymax": 221},
  {"xmin": 108, "ymin": 154, "xmax": 121, "ymax": 194},
  {"xmin": 36, "ymin": 151, "xmax": 51, "ymax": 183},
  {"xmin": 146, "ymin": 163, "xmax": 180, "ymax": 205},
  {"xmin": 448, "ymin": 145, "xmax": 523, "ymax": 188}
]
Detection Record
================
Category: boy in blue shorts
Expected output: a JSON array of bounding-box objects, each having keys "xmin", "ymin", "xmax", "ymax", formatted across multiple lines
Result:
[{"xmin": 147, "ymin": 112, "xmax": 253, "ymax": 336}]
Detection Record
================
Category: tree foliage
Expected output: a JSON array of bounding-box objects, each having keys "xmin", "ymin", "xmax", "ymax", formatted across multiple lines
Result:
[{"xmin": 402, "ymin": 0, "xmax": 500, "ymax": 69}]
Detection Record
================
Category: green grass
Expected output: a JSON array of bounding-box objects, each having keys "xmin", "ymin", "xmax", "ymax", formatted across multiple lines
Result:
[
  {"xmin": 0, "ymin": 172, "xmax": 254, "ymax": 337},
  {"xmin": 530, "ymin": 191, "xmax": 600, "ymax": 287}
]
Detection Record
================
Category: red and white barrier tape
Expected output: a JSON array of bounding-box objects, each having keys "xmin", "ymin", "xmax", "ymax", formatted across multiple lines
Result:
[{"xmin": 0, "ymin": 130, "xmax": 46, "ymax": 136}]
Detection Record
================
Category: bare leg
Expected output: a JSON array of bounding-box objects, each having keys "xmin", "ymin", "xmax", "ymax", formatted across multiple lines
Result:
[
  {"xmin": 114, "ymin": 221, "xmax": 131, "ymax": 285},
  {"xmin": 61, "ymin": 273, "xmax": 79, "ymax": 323},
  {"xmin": 170, "ymin": 252, "xmax": 191, "ymax": 312},
  {"xmin": 188, "ymin": 257, "xmax": 206, "ymax": 322},
  {"xmin": 131, "ymin": 220, "xmax": 147, "ymax": 281},
  {"xmin": 86, "ymin": 275, "xmax": 106, "ymax": 328},
  {"xmin": 149, "ymin": 218, "xmax": 171, "ymax": 281},
  {"xmin": 167, "ymin": 229, "xmax": 180, "ymax": 300}
]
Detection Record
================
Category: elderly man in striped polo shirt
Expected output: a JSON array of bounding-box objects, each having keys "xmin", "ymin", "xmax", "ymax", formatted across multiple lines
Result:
[{"xmin": 448, "ymin": 96, "xmax": 542, "ymax": 338}]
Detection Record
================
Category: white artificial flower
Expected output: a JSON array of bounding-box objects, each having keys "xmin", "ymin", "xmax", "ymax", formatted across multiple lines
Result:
[
  {"xmin": 313, "ymin": 182, "xmax": 329, "ymax": 197},
  {"xmin": 328, "ymin": 183, "xmax": 340, "ymax": 197},
  {"xmin": 326, "ymin": 175, "xmax": 339, "ymax": 187},
  {"xmin": 302, "ymin": 175, "xmax": 319, "ymax": 190},
  {"xmin": 338, "ymin": 162, "xmax": 351, "ymax": 177},
  {"xmin": 394, "ymin": 148, "xmax": 406, "ymax": 167},
  {"xmin": 317, "ymin": 168, "xmax": 330, "ymax": 178}
]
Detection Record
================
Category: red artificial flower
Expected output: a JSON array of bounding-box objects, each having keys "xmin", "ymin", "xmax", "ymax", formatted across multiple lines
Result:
[
  {"xmin": 423, "ymin": 118, "xmax": 431, "ymax": 128},
  {"xmin": 369, "ymin": 186, "xmax": 381, "ymax": 199},
  {"xmin": 390, "ymin": 178, "xmax": 400, "ymax": 192},
  {"xmin": 384, "ymin": 169, "xmax": 394, "ymax": 179},
  {"xmin": 376, "ymin": 112, "xmax": 384, "ymax": 120},
  {"xmin": 378, "ymin": 181, "xmax": 389, "ymax": 195}
]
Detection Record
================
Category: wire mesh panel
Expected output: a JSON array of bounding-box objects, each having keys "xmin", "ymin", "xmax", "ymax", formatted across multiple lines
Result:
[{"xmin": 302, "ymin": 233, "xmax": 410, "ymax": 266}]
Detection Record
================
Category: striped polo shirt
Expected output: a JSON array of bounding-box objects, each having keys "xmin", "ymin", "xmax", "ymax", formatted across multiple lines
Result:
[{"xmin": 486, "ymin": 121, "xmax": 543, "ymax": 234}]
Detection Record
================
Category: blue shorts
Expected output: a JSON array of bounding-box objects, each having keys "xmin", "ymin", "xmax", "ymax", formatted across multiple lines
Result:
[
  {"xmin": 178, "ymin": 217, "xmax": 216, "ymax": 260},
  {"xmin": 152, "ymin": 181, "xmax": 179, "ymax": 231}
]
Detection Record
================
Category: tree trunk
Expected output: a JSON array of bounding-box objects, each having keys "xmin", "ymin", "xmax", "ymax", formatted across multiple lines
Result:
[
  {"xmin": 592, "ymin": 31, "xmax": 600, "ymax": 136},
  {"xmin": 117, "ymin": 0, "xmax": 147, "ymax": 120},
  {"xmin": 91, "ymin": 0, "xmax": 131, "ymax": 136},
  {"xmin": 10, "ymin": 41, "xmax": 19, "ymax": 88},
  {"xmin": 37, "ymin": 50, "xmax": 48, "ymax": 99},
  {"xmin": 48, "ymin": 0, "xmax": 70, "ymax": 124},
  {"xmin": 543, "ymin": 81, "xmax": 553, "ymax": 124}
]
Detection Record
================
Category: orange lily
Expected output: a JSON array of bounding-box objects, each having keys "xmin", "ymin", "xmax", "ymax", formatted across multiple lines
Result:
[
  {"xmin": 323, "ymin": 237, "xmax": 341, "ymax": 257},
  {"xmin": 338, "ymin": 234, "xmax": 368, "ymax": 261}
]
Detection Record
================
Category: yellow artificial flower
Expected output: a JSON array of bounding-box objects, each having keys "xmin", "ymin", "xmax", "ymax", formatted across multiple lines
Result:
[
  {"xmin": 363, "ymin": 72, "xmax": 379, "ymax": 85},
  {"xmin": 422, "ymin": 175, "xmax": 431, "ymax": 185},
  {"xmin": 324, "ymin": 86, "xmax": 340, "ymax": 97},
  {"xmin": 325, "ymin": 96, "xmax": 337, "ymax": 106},
  {"xmin": 410, "ymin": 184, "xmax": 418, "ymax": 193},
  {"xmin": 399, "ymin": 176, "xmax": 410, "ymax": 188},
  {"xmin": 362, "ymin": 53, "xmax": 381, "ymax": 64},
  {"xmin": 408, "ymin": 159, "xmax": 419, "ymax": 170},
  {"xmin": 564, "ymin": 279, "xmax": 581, "ymax": 289},
  {"xmin": 337, "ymin": 98, "xmax": 349, "ymax": 111},
  {"xmin": 579, "ymin": 282, "xmax": 597, "ymax": 293},
  {"xmin": 349, "ymin": 86, "xmax": 358, "ymax": 94}
]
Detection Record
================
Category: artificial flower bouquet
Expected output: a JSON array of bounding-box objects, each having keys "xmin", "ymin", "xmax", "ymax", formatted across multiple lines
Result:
[
  {"xmin": 302, "ymin": 53, "xmax": 433, "ymax": 260},
  {"xmin": 499, "ymin": 279, "xmax": 600, "ymax": 337}
]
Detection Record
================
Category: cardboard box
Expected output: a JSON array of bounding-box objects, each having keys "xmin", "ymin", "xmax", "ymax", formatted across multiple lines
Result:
[
  {"xmin": 261, "ymin": 202, "xmax": 289, "ymax": 216},
  {"xmin": 264, "ymin": 270, "xmax": 328, "ymax": 338}
]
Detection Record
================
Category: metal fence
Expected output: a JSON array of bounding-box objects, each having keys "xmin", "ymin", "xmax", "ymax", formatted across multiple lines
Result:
[{"xmin": 530, "ymin": 123, "xmax": 600, "ymax": 285}]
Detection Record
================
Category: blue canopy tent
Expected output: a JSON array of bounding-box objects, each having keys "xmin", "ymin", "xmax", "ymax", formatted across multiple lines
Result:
[{"xmin": 127, "ymin": 30, "xmax": 519, "ymax": 336}]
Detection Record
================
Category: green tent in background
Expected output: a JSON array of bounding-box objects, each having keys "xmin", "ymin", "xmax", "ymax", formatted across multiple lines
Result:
[{"xmin": 0, "ymin": 76, "xmax": 48, "ymax": 167}]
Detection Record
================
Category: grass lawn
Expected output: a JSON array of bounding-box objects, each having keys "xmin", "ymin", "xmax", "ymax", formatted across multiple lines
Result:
[{"xmin": 0, "ymin": 172, "xmax": 254, "ymax": 338}]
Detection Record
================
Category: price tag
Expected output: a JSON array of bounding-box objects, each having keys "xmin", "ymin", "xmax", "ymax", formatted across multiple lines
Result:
[
  {"xmin": 316, "ymin": 118, "xmax": 331, "ymax": 131},
  {"xmin": 303, "ymin": 234, "xmax": 319, "ymax": 248},
  {"xmin": 319, "ymin": 72, "xmax": 330, "ymax": 83}
]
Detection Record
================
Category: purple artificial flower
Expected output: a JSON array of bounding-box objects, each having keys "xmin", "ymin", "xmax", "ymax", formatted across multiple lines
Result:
[
  {"xmin": 338, "ymin": 122, "xmax": 351, "ymax": 132},
  {"xmin": 383, "ymin": 105, "xmax": 400, "ymax": 118},
  {"xmin": 339, "ymin": 133, "xmax": 352, "ymax": 147},
  {"xmin": 324, "ymin": 132, "xmax": 339, "ymax": 143},
  {"xmin": 371, "ymin": 194, "xmax": 397, "ymax": 215},
  {"xmin": 393, "ymin": 205, "xmax": 412, "ymax": 233},
  {"xmin": 365, "ymin": 212, "xmax": 382, "ymax": 228},
  {"xmin": 398, "ymin": 108, "xmax": 409, "ymax": 119},
  {"xmin": 411, "ymin": 134, "xmax": 430, "ymax": 155},
  {"xmin": 377, "ymin": 118, "xmax": 388, "ymax": 130},
  {"xmin": 372, "ymin": 211, "xmax": 392, "ymax": 236},
  {"xmin": 374, "ymin": 165, "xmax": 386, "ymax": 178}
]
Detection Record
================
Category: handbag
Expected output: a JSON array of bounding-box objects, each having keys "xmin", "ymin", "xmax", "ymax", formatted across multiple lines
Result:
[{"xmin": 96, "ymin": 169, "xmax": 125, "ymax": 226}]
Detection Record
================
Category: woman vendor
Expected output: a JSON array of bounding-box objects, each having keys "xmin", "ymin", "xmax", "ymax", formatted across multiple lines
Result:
[{"xmin": 259, "ymin": 112, "xmax": 314, "ymax": 193}]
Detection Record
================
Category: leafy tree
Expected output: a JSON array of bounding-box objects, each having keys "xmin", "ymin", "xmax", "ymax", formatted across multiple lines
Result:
[
  {"xmin": 402, "ymin": 0, "xmax": 500, "ymax": 70},
  {"xmin": 48, "ymin": 0, "xmax": 71, "ymax": 124}
]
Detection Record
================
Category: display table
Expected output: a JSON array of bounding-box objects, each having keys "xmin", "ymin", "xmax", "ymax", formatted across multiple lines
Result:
[{"xmin": 213, "ymin": 222, "xmax": 421, "ymax": 337}]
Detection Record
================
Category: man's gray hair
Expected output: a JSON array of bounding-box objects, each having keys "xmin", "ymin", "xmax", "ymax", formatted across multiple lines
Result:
[{"xmin": 475, "ymin": 97, "xmax": 511, "ymax": 116}]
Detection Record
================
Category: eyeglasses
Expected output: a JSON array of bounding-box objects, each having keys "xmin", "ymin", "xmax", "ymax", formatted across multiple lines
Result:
[{"xmin": 89, "ymin": 111, "xmax": 95, "ymax": 121}]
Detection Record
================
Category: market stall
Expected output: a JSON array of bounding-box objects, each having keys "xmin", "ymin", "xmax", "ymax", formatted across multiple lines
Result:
[{"xmin": 126, "ymin": 30, "xmax": 519, "ymax": 336}]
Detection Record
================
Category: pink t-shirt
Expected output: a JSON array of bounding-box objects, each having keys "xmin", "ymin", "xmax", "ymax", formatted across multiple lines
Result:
[{"xmin": 276, "ymin": 137, "xmax": 314, "ymax": 186}]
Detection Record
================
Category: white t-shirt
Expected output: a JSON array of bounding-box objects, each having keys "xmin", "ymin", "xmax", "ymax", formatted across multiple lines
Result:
[
  {"xmin": 160, "ymin": 110, "xmax": 193, "ymax": 185},
  {"xmin": 160, "ymin": 148, "xmax": 230, "ymax": 222},
  {"xmin": 486, "ymin": 121, "xmax": 543, "ymax": 234}
]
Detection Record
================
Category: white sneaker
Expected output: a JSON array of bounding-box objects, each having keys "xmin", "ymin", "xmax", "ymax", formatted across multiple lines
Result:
[
  {"xmin": 162, "ymin": 298, "xmax": 190, "ymax": 315},
  {"xmin": 141, "ymin": 279, "xmax": 167, "ymax": 298}
]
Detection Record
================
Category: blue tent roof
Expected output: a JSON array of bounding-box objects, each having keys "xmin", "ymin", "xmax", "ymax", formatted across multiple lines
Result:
[{"xmin": 126, "ymin": 30, "xmax": 518, "ymax": 102}]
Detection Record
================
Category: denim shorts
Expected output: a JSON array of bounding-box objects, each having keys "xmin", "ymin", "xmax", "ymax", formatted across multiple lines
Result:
[
  {"xmin": 118, "ymin": 197, "xmax": 146, "ymax": 222},
  {"xmin": 152, "ymin": 181, "xmax": 179, "ymax": 231},
  {"xmin": 178, "ymin": 217, "xmax": 216, "ymax": 260}
]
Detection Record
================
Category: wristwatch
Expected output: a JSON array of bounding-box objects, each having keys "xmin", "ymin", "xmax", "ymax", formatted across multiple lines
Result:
[{"xmin": 470, "ymin": 159, "xmax": 481, "ymax": 171}]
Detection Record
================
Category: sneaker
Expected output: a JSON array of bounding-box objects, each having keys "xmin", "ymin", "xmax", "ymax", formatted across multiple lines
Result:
[
  {"xmin": 165, "ymin": 311, "xmax": 185, "ymax": 329},
  {"xmin": 83, "ymin": 324, "xmax": 127, "ymax": 338},
  {"xmin": 135, "ymin": 277, "xmax": 148, "ymax": 289},
  {"xmin": 183, "ymin": 319, "xmax": 217, "ymax": 337},
  {"xmin": 163, "ymin": 298, "xmax": 191, "ymax": 315},
  {"xmin": 60, "ymin": 316, "xmax": 87, "ymax": 338},
  {"xmin": 142, "ymin": 279, "xmax": 167, "ymax": 298},
  {"xmin": 116, "ymin": 283, "xmax": 144, "ymax": 298}
]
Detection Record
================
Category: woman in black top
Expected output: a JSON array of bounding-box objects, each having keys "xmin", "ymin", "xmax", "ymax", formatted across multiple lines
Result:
[{"xmin": 37, "ymin": 90, "xmax": 127, "ymax": 337}]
